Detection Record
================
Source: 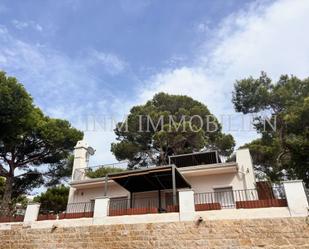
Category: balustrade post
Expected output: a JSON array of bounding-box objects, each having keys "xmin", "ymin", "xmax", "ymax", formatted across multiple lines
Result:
[
  {"xmin": 283, "ymin": 180, "xmax": 308, "ymax": 217},
  {"xmin": 24, "ymin": 203, "xmax": 40, "ymax": 222},
  {"xmin": 178, "ymin": 189, "xmax": 195, "ymax": 221},
  {"xmin": 93, "ymin": 197, "xmax": 110, "ymax": 218}
]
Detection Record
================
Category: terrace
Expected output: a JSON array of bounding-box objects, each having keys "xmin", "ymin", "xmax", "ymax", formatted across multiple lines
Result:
[
  {"xmin": 60, "ymin": 150, "xmax": 306, "ymax": 221},
  {"xmin": 106, "ymin": 186, "xmax": 288, "ymax": 217},
  {"xmin": 1, "ymin": 181, "xmax": 306, "ymax": 224},
  {"xmin": 68, "ymin": 151, "xmax": 243, "ymax": 217}
]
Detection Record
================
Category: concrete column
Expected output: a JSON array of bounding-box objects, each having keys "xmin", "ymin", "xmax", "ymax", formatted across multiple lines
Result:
[
  {"xmin": 93, "ymin": 197, "xmax": 110, "ymax": 218},
  {"xmin": 24, "ymin": 203, "xmax": 40, "ymax": 222},
  {"xmin": 283, "ymin": 180, "xmax": 308, "ymax": 217},
  {"xmin": 236, "ymin": 148, "xmax": 256, "ymax": 189},
  {"xmin": 178, "ymin": 189, "xmax": 195, "ymax": 221}
]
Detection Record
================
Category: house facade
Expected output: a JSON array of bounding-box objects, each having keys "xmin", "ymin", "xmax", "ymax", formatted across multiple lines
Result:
[{"xmin": 67, "ymin": 140, "xmax": 260, "ymax": 214}]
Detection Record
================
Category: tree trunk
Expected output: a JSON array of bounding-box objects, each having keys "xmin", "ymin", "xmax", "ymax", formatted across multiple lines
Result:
[{"xmin": 0, "ymin": 176, "xmax": 13, "ymax": 215}]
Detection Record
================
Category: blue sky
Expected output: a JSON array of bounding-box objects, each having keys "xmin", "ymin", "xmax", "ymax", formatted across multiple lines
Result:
[{"xmin": 1, "ymin": 0, "xmax": 309, "ymax": 165}]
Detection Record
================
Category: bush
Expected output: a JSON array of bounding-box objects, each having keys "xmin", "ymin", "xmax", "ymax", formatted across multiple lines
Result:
[{"xmin": 86, "ymin": 166, "xmax": 124, "ymax": 178}]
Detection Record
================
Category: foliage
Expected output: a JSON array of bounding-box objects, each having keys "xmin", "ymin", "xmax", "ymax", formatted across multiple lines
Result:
[
  {"xmin": 86, "ymin": 166, "xmax": 125, "ymax": 178},
  {"xmin": 111, "ymin": 92, "xmax": 235, "ymax": 168},
  {"xmin": 45, "ymin": 155, "xmax": 74, "ymax": 186},
  {"xmin": 33, "ymin": 185, "xmax": 69, "ymax": 213},
  {"xmin": 240, "ymin": 138, "xmax": 282, "ymax": 182},
  {"xmin": 233, "ymin": 72, "xmax": 309, "ymax": 186},
  {"xmin": 0, "ymin": 177, "xmax": 4, "ymax": 198},
  {"xmin": 0, "ymin": 177, "xmax": 29, "ymax": 213},
  {"xmin": 0, "ymin": 71, "xmax": 83, "ymax": 212}
]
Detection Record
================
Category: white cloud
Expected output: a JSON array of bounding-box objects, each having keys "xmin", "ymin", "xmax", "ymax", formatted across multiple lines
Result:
[
  {"xmin": 137, "ymin": 0, "xmax": 309, "ymax": 148},
  {"xmin": 35, "ymin": 24, "xmax": 43, "ymax": 32},
  {"xmin": 88, "ymin": 50, "xmax": 127, "ymax": 75},
  {"xmin": 77, "ymin": 0, "xmax": 309, "ymax": 161},
  {"xmin": 12, "ymin": 20, "xmax": 43, "ymax": 32},
  {"xmin": 12, "ymin": 20, "xmax": 29, "ymax": 29},
  {"xmin": 196, "ymin": 22, "xmax": 210, "ymax": 33},
  {"xmin": 0, "ymin": 26, "xmax": 128, "ymax": 164},
  {"xmin": 2, "ymin": 0, "xmax": 309, "ymax": 164}
]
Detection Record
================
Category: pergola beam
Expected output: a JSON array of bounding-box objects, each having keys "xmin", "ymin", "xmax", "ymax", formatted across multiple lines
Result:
[
  {"xmin": 172, "ymin": 165, "xmax": 177, "ymax": 205},
  {"xmin": 104, "ymin": 175, "xmax": 108, "ymax": 196}
]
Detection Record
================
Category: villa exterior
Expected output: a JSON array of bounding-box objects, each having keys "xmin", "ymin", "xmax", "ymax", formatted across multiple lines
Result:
[
  {"xmin": 66, "ymin": 140, "xmax": 287, "ymax": 216},
  {"xmin": 1, "ymin": 140, "xmax": 308, "ymax": 226}
]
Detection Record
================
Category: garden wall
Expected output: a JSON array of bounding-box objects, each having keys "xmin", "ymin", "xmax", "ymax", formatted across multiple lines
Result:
[{"xmin": 0, "ymin": 217, "xmax": 308, "ymax": 249}]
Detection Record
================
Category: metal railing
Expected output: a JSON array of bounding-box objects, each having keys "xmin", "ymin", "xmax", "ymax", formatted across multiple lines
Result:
[
  {"xmin": 38, "ymin": 201, "xmax": 95, "ymax": 221},
  {"xmin": 66, "ymin": 201, "xmax": 94, "ymax": 214},
  {"xmin": 194, "ymin": 187, "xmax": 287, "ymax": 211},
  {"xmin": 0, "ymin": 205, "xmax": 26, "ymax": 223},
  {"xmin": 0, "ymin": 215, "xmax": 24, "ymax": 223},
  {"xmin": 73, "ymin": 161, "xmax": 128, "ymax": 181},
  {"xmin": 108, "ymin": 196, "xmax": 179, "ymax": 216}
]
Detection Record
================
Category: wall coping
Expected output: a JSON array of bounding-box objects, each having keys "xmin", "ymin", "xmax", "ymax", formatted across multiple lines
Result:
[
  {"xmin": 0, "ymin": 206, "xmax": 295, "ymax": 230},
  {"xmin": 95, "ymin": 196, "xmax": 110, "ymax": 200},
  {"xmin": 282, "ymin": 180, "xmax": 304, "ymax": 184}
]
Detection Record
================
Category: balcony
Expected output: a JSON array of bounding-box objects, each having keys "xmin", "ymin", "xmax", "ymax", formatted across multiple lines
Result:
[
  {"xmin": 194, "ymin": 186, "xmax": 287, "ymax": 211},
  {"xmin": 37, "ymin": 201, "xmax": 95, "ymax": 221},
  {"xmin": 108, "ymin": 196, "xmax": 179, "ymax": 216}
]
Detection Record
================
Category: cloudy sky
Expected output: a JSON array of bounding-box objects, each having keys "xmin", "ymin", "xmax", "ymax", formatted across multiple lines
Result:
[{"xmin": 1, "ymin": 0, "xmax": 309, "ymax": 166}]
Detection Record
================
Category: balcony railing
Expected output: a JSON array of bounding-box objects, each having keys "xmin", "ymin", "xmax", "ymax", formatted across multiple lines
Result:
[
  {"xmin": 73, "ymin": 161, "xmax": 128, "ymax": 181},
  {"xmin": 108, "ymin": 196, "xmax": 179, "ymax": 216},
  {"xmin": 37, "ymin": 201, "xmax": 95, "ymax": 221},
  {"xmin": 194, "ymin": 187, "xmax": 287, "ymax": 211},
  {"xmin": 0, "ymin": 206, "xmax": 26, "ymax": 223}
]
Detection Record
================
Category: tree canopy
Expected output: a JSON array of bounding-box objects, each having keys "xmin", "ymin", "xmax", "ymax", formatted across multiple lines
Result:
[
  {"xmin": 33, "ymin": 185, "xmax": 69, "ymax": 214},
  {"xmin": 86, "ymin": 166, "xmax": 124, "ymax": 178},
  {"xmin": 0, "ymin": 71, "xmax": 83, "ymax": 213},
  {"xmin": 233, "ymin": 72, "xmax": 309, "ymax": 186},
  {"xmin": 111, "ymin": 92, "xmax": 235, "ymax": 168}
]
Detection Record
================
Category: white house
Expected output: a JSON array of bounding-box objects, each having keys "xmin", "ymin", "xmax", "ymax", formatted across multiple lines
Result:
[{"xmin": 66, "ymin": 140, "xmax": 288, "ymax": 216}]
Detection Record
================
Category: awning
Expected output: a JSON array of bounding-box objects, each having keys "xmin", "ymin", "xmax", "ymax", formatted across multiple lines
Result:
[{"xmin": 107, "ymin": 165, "xmax": 191, "ymax": 192}]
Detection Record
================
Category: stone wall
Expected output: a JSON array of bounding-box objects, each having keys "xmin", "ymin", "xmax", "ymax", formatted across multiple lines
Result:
[{"xmin": 1, "ymin": 217, "xmax": 308, "ymax": 249}]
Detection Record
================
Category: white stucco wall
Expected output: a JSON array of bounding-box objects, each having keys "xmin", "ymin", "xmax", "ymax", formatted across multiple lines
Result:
[
  {"xmin": 196, "ymin": 207, "xmax": 291, "ymax": 220},
  {"xmin": 68, "ymin": 140, "xmax": 92, "ymax": 203},
  {"xmin": 68, "ymin": 148, "xmax": 257, "ymax": 204},
  {"xmin": 69, "ymin": 182, "xmax": 129, "ymax": 203},
  {"xmin": 186, "ymin": 173, "xmax": 247, "ymax": 193},
  {"xmin": 236, "ymin": 148, "xmax": 256, "ymax": 190},
  {"xmin": 69, "ymin": 169, "xmax": 255, "ymax": 205}
]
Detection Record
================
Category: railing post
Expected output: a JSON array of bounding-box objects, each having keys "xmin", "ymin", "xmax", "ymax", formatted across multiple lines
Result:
[
  {"xmin": 283, "ymin": 180, "xmax": 308, "ymax": 217},
  {"xmin": 93, "ymin": 197, "xmax": 110, "ymax": 219},
  {"xmin": 83, "ymin": 202, "xmax": 86, "ymax": 216},
  {"xmin": 178, "ymin": 189, "xmax": 195, "ymax": 221},
  {"xmin": 24, "ymin": 203, "xmax": 40, "ymax": 222},
  {"xmin": 104, "ymin": 175, "xmax": 108, "ymax": 196}
]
